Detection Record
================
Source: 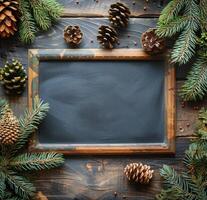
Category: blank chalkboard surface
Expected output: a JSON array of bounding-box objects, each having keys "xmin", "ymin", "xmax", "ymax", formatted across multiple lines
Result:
[{"xmin": 28, "ymin": 49, "xmax": 175, "ymax": 154}]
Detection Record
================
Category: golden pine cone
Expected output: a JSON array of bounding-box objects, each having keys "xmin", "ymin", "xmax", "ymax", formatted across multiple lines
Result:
[
  {"xmin": 97, "ymin": 25, "xmax": 119, "ymax": 49},
  {"xmin": 64, "ymin": 25, "xmax": 83, "ymax": 46},
  {"xmin": 0, "ymin": 59, "xmax": 27, "ymax": 95},
  {"xmin": 141, "ymin": 28, "xmax": 166, "ymax": 55},
  {"xmin": 0, "ymin": 105, "xmax": 20, "ymax": 145},
  {"xmin": 108, "ymin": 2, "xmax": 131, "ymax": 27},
  {"xmin": 0, "ymin": 0, "xmax": 19, "ymax": 38},
  {"xmin": 124, "ymin": 163, "xmax": 154, "ymax": 184}
]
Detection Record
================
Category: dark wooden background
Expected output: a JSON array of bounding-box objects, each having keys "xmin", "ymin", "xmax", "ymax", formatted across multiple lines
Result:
[{"xmin": 0, "ymin": 0, "xmax": 205, "ymax": 199}]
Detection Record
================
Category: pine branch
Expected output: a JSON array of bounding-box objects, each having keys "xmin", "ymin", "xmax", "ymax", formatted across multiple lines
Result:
[
  {"xmin": 200, "ymin": 0, "xmax": 207, "ymax": 31},
  {"xmin": 6, "ymin": 172, "xmax": 35, "ymax": 199},
  {"xmin": 5, "ymin": 197, "xmax": 23, "ymax": 200},
  {"xmin": 40, "ymin": 0, "xmax": 63, "ymax": 20},
  {"xmin": 158, "ymin": 0, "xmax": 186, "ymax": 23},
  {"xmin": 171, "ymin": 29, "xmax": 197, "ymax": 64},
  {"xmin": 0, "ymin": 172, "xmax": 6, "ymax": 199},
  {"xmin": 180, "ymin": 56, "xmax": 207, "ymax": 101},
  {"xmin": 29, "ymin": 0, "xmax": 51, "ymax": 31},
  {"xmin": 155, "ymin": 187, "xmax": 182, "ymax": 200},
  {"xmin": 156, "ymin": 16, "xmax": 188, "ymax": 38},
  {"xmin": 160, "ymin": 165, "xmax": 197, "ymax": 199},
  {"xmin": 19, "ymin": 0, "xmax": 36, "ymax": 44},
  {"xmin": 11, "ymin": 97, "xmax": 49, "ymax": 154},
  {"xmin": 10, "ymin": 152, "xmax": 64, "ymax": 171}
]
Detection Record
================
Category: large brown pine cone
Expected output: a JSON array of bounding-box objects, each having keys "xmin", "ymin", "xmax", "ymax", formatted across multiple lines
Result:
[
  {"xmin": 97, "ymin": 25, "xmax": 119, "ymax": 49},
  {"xmin": 0, "ymin": 59, "xmax": 27, "ymax": 95},
  {"xmin": 0, "ymin": 0, "xmax": 19, "ymax": 38},
  {"xmin": 124, "ymin": 162, "xmax": 154, "ymax": 184},
  {"xmin": 0, "ymin": 105, "xmax": 20, "ymax": 145},
  {"xmin": 64, "ymin": 25, "xmax": 83, "ymax": 46},
  {"xmin": 108, "ymin": 2, "xmax": 131, "ymax": 28},
  {"xmin": 141, "ymin": 28, "xmax": 166, "ymax": 55}
]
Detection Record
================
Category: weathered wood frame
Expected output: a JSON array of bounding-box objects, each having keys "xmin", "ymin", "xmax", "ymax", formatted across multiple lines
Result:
[{"xmin": 28, "ymin": 49, "xmax": 176, "ymax": 155}]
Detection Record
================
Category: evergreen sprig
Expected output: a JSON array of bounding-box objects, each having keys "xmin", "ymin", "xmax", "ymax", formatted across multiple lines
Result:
[
  {"xmin": 18, "ymin": 0, "xmax": 63, "ymax": 43},
  {"xmin": 180, "ymin": 56, "xmax": 207, "ymax": 101},
  {"xmin": 156, "ymin": 108, "xmax": 207, "ymax": 200},
  {"xmin": 157, "ymin": 0, "xmax": 207, "ymax": 101},
  {"xmin": 0, "ymin": 98, "xmax": 64, "ymax": 200},
  {"xmin": 156, "ymin": 0, "xmax": 200, "ymax": 65}
]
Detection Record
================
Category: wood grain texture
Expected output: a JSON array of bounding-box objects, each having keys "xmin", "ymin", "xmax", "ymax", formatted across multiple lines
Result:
[
  {"xmin": 59, "ymin": 0, "xmax": 170, "ymax": 17},
  {"xmin": 0, "ymin": 18, "xmax": 189, "ymax": 79},
  {"xmin": 0, "ymin": 1, "xmax": 204, "ymax": 197},
  {"xmin": 28, "ymin": 137, "xmax": 189, "ymax": 200}
]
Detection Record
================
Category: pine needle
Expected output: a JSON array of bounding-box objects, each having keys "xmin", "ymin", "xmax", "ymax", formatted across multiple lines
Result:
[
  {"xmin": 0, "ymin": 172, "xmax": 6, "ymax": 199},
  {"xmin": 11, "ymin": 97, "xmax": 49, "ymax": 154},
  {"xmin": 171, "ymin": 29, "xmax": 197, "ymax": 65},
  {"xmin": 6, "ymin": 172, "xmax": 36, "ymax": 199},
  {"xmin": 18, "ymin": 0, "xmax": 36, "ymax": 44},
  {"xmin": 40, "ymin": 0, "xmax": 63, "ymax": 20},
  {"xmin": 29, "ymin": 0, "xmax": 51, "ymax": 31},
  {"xmin": 180, "ymin": 56, "xmax": 207, "ymax": 101},
  {"xmin": 10, "ymin": 152, "xmax": 64, "ymax": 171}
]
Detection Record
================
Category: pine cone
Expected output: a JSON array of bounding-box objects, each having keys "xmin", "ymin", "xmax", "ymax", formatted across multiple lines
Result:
[
  {"xmin": 0, "ymin": 59, "xmax": 27, "ymax": 95},
  {"xmin": 108, "ymin": 2, "xmax": 131, "ymax": 28},
  {"xmin": 124, "ymin": 163, "xmax": 154, "ymax": 184},
  {"xmin": 0, "ymin": 0, "xmax": 19, "ymax": 38},
  {"xmin": 0, "ymin": 105, "xmax": 20, "ymax": 145},
  {"xmin": 64, "ymin": 25, "xmax": 83, "ymax": 46},
  {"xmin": 97, "ymin": 25, "xmax": 119, "ymax": 49},
  {"xmin": 141, "ymin": 28, "xmax": 166, "ymax": 55}
]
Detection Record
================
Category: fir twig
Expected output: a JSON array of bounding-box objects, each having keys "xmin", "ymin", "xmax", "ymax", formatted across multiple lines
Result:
[
  {"xmin": 0, "ymin": 172, "xmax": 6, "ymax": 199},
  {"xmin": 10, "ymin": 153, "xmax": 64, "ymax": 171},
  {"xmin": 12, "ymin": 97, "xmax": 49, "ymax": 154},
  {"xmin": 40, "ymin": 0, "xmax": 63, "ymax": 20},
  {"xmin": 6, "ymin": 172, "xmax": 36, "ymax": 199},
  {"xmin": 29, "ymin": 0, "xmax": 51, "ymax": 31},
  {"xmin": 18, "ymin": 0, "xmax": 36, "ymax": 44},
  {"xmin": 180, "ymin": 56, "xmax": 207, "ymax": 101}
]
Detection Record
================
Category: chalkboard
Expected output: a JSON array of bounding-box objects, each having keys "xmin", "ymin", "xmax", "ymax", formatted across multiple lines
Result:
[{"xmin": 28, "ymin": 49, "xmax": 175, "ymax": 154}]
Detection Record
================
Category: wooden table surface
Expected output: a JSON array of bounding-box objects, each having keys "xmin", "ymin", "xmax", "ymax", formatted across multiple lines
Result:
[{"xmin": 0, "ymin": 0, "xmax": 204, "ymax": 199}]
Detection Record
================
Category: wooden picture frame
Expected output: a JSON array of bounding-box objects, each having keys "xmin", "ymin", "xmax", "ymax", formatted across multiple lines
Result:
[{"xmin": 28, "ymin": 49, "xmax": 175, "ymax": 155}]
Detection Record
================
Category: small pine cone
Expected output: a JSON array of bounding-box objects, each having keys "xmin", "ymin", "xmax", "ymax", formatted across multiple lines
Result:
[
  {"xmin": 141, "ymin": 28, "xmax": 166, "ymax": 55},
  {"xmin": 0, "ymin": 0, "xmax": 19, "ymax": 38},
  {"xmin": 0, "ymin": 105, "xmax": 20, "ymax": 145},
  {"xmin": 97, "ymin": 25, "xmax": 119, "ymax": 49},
  {"xmin": 64, "ymin": 25, "xmax": 83, "ymax": 45},
  {"xmin": 124, "ymin": 163, "xmax": 154, "ymax": 184},
  {"xmin": 0, "ymin": 59, "xmax": 27, "ymax": 95},
  {"xmin": 108, "ymin": 2, "xmax": 131, "ymax": 28}
]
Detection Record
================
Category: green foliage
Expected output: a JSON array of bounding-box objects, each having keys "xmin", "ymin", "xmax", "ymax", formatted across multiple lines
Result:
[
  {"xmin": 18, "ymin": 0, "xmax": 36, "ymax": 44},
  {"xmin": 157, "ymin": 0, "xmax": 207, "ymax": 101},
  {"xmin": 18, "ymin": 0, "xmax": 63, "ymax": 43},
  {"xmin": 12, "ymin": 97, "xmax": 49, "ymax": 155},
  {"xmin": 156, "ymin": 0, "xmax": 200, "ymax": 65},
  {"xmin": 156, "ymin": 108, "xmax": 207, "ymax": 200},
  {"xmin": 180, "ymin": 56, "xmax": 207, "ymax": 101},
  {"xmin": 10, "ymin": 153, "xmax": 64, "ymax": 171},
  {"xmin": 155, "ymin": 187, "xmax": 182, "ymax": 200},
  {"xmin": 0, "ymin": 98, "xmax": 64, "ymax": 200}
]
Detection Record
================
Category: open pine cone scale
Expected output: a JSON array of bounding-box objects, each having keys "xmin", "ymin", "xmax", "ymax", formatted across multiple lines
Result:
[
  {"xmin": 124, "ymin": 162, "xmax": 154, "ymax": 184},
  {"xmin": 0, "ymin": 0, "xmax": 19, "ymax": 38}
]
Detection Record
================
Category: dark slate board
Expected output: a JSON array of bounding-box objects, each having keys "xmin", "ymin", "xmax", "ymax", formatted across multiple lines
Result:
[{"xmin": 38, "ymin": 60, "xmax": 165, "ymax": 144}]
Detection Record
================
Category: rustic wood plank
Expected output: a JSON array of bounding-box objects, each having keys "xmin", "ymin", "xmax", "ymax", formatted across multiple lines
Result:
[
  {"xmin": 59, "ymin": 0, "xmax": 169, "ymax": 17},
  {"xmin": 0, "ymin": 14, "xmax": 204, "ymax": 200},
  {"xmin": 0, "ymin": 17, "xmax": 189, "ymax": 79},
  {"xmin": 0, "ymin": 18, "xmax": 158, "ymax": 67},
  {"xmin": 28, "ymin": 137, "xmax": 189, "ymax": 200}
]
